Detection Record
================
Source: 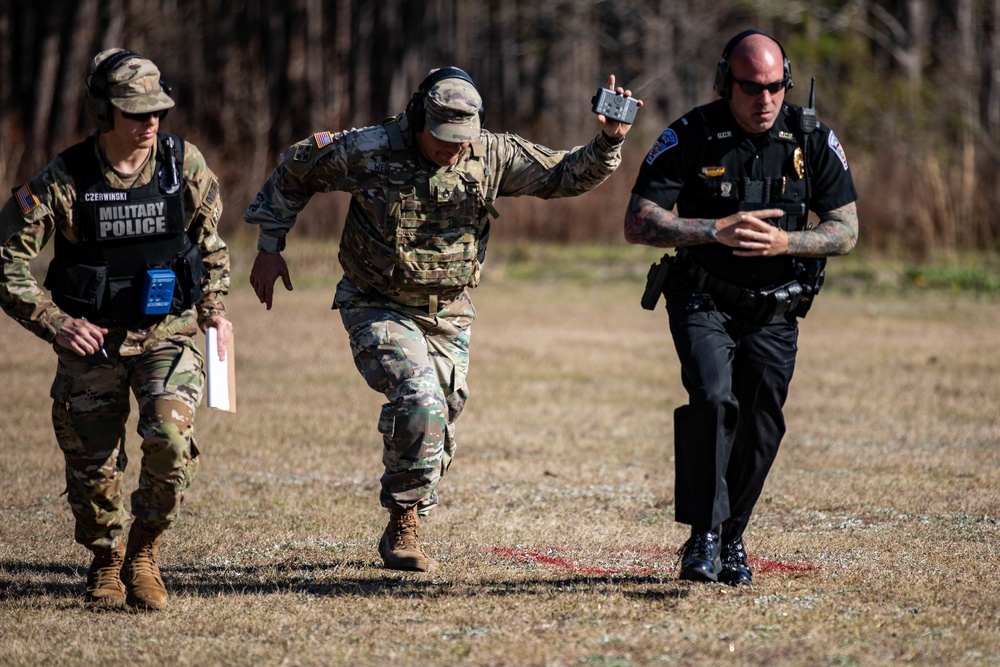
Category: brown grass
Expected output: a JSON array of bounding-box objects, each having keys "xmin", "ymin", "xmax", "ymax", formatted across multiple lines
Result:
[{"xmin": 1, "ymin": 245, "xmax": 998, "ymax": 666}]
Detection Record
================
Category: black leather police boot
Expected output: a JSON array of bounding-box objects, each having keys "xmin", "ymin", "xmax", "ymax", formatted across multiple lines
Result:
[
  {"xmin": 718, "ymin": 538, "xmax": 753, "ymax": 586},
  {"xmin": 678, "ymin": 529, "xmax": 722, "ymax": 582}
]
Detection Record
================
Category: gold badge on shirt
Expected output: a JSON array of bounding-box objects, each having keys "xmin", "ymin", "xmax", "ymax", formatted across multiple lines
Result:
[{"xmin": 793, "ymin": 147, "xmax": 805, "ymax": 179}]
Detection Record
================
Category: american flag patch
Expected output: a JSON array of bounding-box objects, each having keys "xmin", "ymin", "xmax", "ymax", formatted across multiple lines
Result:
[
  {"xmin": 15, "ymin": 183, "xmax": 39, "ymax": 215},
  {"xmin": 314, "ymin": 131, "xmax": 334, "ymax": 148}
]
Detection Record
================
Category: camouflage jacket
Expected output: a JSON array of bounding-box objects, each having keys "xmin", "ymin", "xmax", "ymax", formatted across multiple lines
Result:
[
  {"xmin": 245, "ymin": 114, "xmax": 623, "ymax": 304},
  {"xmin": 0, "ymin": 134, "xmax": 228, "ymax": 355}
]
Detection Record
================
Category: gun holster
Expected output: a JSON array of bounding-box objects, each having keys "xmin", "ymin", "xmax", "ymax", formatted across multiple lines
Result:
[{"xmin": 641, "ymin": 254, "xmax": 674, "ymax": 310}]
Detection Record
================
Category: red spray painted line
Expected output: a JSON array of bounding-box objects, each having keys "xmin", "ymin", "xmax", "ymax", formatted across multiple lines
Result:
[
  {"xmin": 491, "ymin": 547, "xmax": 818, "ymax": 576},
  {"xmin": 751, "ymin": 557, "xmax": 818, "ymax": 574}
]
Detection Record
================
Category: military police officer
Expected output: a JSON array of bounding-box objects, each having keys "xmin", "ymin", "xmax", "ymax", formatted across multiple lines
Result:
[
  {"xmin": 0, "ymin": 49, "xmax": 232, "ymax": 609},
  {"xmin": 625, "ymin": 31, "xmax": 859, "ymax": 585},
  {"xmin": 247, "ymin": 68, "xmax": 639, "ymax": 572}
]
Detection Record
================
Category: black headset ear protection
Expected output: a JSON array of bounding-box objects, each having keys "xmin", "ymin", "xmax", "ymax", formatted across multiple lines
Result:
[
  {"xmin": 405, "ymin": 66, "xmax": 485, "ymax": 132},
  {"xmin": 84, "ymin": 49, "xmax": 172, "ymax": 132},
  {"xmin": 713, "ymin": 29, "xmax": 793, "ymax": 100}
]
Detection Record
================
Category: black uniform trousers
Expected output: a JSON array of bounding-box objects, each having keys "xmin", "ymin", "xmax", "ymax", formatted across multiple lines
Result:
[{"xmin": 665, "ymin": 287, "xmax": 798, "ymax": 543}]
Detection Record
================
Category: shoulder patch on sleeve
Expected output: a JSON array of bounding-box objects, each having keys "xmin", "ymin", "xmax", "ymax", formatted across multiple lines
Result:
[
  {"xmin": 14, "ymin": 183, "xmax": 39, "ymax": 215},
  {"xmin": 528, "ymin": 141, "xmax": 558, "ymax": 157},
  {"xmin": 507, "ymin": 134, "xmax": 564, "ymax": 168},
  {"xmin": 645, "ymin": 129, "xmax": 678, "ymax": 165},
  {"xmin": 314, "ymin": 131, "xmax": 334, "ymax": 148},
  {"xmin": 828, "ymin": 130, "xmax": 849, "ymax": 171}
]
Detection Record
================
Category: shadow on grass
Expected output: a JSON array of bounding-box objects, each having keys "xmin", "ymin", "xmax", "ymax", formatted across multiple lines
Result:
[
  {"xmin": 0, "ymin": 561, "xmax": 83, "ymax": 599},
  {"xmin": 0, "ymin": 559, "xmax": 692, "ymax": 604}
]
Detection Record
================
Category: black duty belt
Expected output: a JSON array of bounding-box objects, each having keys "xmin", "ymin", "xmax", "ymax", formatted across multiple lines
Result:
[{"xmin": 675, "ymin": 249, "xmax": 805, "ymax": 324}]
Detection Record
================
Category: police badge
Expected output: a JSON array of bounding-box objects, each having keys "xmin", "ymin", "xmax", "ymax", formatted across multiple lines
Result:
[{"xmin": 793, "ymin": 146, "xmax": 805, "ymax": 180}]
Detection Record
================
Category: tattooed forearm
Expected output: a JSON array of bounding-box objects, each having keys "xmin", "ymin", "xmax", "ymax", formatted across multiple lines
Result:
[
  {"xmin": 786, "ymin": 202, "xmax": 859, "ymax": 257},
  {"xmin": 623, "ymin": 194, "xmax": 717, "ymax": 247}
]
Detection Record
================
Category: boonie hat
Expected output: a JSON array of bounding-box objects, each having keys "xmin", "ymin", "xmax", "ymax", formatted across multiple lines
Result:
[
  {"xmin": 90, "ymin": 49, "xmax": 175, "ymax": 114},
  {"xmin": 424, "ymin": 77, "xmax": 482, "ymax": 143}
]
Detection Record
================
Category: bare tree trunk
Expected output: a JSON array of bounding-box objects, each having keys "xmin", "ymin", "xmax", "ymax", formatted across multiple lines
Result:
[
  {"xmin": 349, "ymin": 2, "xmax": 373, "ymax": 125},
  {"xmin": 955, "ymin": 0, "xmax": 976, "ymax": 249},
  {"xmin": 31, "ymin": 8, "xmax": 62, "ymax": 167},
  {"xmin": 305, "ymin": 0, "xmax": 324, "ymax": 130},
  {"xmin": 51, "ymin": 0, "xmax": 98, "ymax": 149},
  {"xmin": 989, "ymin": 0, "xmax": 1000, "ymax": 140},
  {"xmin": 0, "ymin": 0, "xmax": 18, "ymax": 187},
  {"xmin": 330, "ymin": 0, "xmax": 352, "ymax": 126},
  {"xmin": 98, "ymin": 0, "xmax": 125, "ymax": 50}
]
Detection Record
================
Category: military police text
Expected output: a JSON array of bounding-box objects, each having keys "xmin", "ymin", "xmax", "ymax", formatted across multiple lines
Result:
[{"xmin": 96, "ymin": 201, "xmax": 168, "ymax": 239}]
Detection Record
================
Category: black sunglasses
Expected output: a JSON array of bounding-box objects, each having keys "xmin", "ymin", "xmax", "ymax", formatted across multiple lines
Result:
[
  {"xmin": 732, "ymin": 79, "xmax": 786, "ymax": 96},
  {"xmin": 121, "ymin": 109, "xmax": 167, "ymax": 122}
]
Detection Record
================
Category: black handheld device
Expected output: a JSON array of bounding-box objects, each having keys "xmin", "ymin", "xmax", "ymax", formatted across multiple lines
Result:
[
  {"xmin": 738, "ymin": 201, "xmax": 806, "ymax": 216},
  {"xmin": 160, "ymin": 136, "xmax": 180, "ymax": 194},
  {"xmin": 591, "ymin": 88, "xmax": 639, "ymax": 124},
  {"xmin": 800, "ymin": 77, "xmax": 817, "ymax": 134}
]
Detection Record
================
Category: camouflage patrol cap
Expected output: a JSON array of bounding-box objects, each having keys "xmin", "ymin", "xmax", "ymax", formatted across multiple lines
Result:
[
  {"xmin": 89, "ymin": 48, "xmax": 175, "ymax": 114},
  {"xmin": 424, "ymin": 77, "xmax": 482, "ymax": 143}
]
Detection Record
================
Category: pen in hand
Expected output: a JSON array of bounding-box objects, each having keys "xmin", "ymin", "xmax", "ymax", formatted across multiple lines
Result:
[{"xmin": 81, "ymin": 317, "xmax": 109, "ymax": 359}]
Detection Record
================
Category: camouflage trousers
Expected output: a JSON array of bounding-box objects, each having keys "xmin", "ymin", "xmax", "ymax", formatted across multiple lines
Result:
[
  {"xmin": 339, "ymin": 301, "xmax": 472, "ymax": 513},
  {"xmin": 50, "ymin": 334, "xmax": 205, "ymax": 551}
]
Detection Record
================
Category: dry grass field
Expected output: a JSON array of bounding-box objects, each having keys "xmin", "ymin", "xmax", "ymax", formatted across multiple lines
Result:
[{"xmin": 1, "ymin": 244, "xmax": 998, "ymax": 666}]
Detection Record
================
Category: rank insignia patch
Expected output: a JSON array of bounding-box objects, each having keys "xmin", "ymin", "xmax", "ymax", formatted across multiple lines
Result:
[{"xmin": 15, "ymin": 183, "xmax": 39, "ymax": 215}]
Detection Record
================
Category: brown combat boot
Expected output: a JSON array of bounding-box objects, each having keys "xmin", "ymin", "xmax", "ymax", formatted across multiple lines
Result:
[
  {"xmin": 84, "ymin": 540, "xmax": 126, "ymax": 608},
  {"xmin": 122, "ymin": 521, "xmax": 168, "ymax": 611},
  {"xmin": 378, "ymin": 506, "xmax": 439, "ymax": 572}
]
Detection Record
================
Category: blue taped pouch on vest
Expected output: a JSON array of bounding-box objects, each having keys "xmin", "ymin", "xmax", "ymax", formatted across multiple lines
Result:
[{"xmin": 141, "ymin": 269, "xmax": 176, "ymax": 315}]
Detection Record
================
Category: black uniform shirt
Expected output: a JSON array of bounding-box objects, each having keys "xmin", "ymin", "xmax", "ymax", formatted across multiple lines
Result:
[{"xmin": 632, "ymin": 99, "xmax": 858, "ymax": 287}]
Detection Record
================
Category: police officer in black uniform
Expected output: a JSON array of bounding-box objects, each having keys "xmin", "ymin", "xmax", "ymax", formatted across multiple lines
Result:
[{"xmin": 625, "ymin": 30, "xmax": 859, "ymax": 585}]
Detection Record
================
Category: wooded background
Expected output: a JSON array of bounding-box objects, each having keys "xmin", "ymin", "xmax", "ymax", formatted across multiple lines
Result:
[{"xmin": 2, "ymin": 0, "xmax": 999, "ymax": 255}]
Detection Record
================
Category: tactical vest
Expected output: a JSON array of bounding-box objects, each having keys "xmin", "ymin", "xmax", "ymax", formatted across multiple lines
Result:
[
  {"xmin": 680, "ymin": 102, "xmax": 812, "ymax": 288},
  {"xmin": 44, "ymin": 133, "xmax": 204, "ymax": 324},
  {"xmin": 338, "ymin": 116, "xmax": 494, "ymax": 307}
]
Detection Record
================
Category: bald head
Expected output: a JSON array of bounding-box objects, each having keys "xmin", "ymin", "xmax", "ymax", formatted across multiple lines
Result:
[
  {"xmin": 728, "ymin": 33, "xmax": 785, "ymax": 77},
  {"xmin": 724, "ymin": 32, "xmax": 788, "ymax": 134}
]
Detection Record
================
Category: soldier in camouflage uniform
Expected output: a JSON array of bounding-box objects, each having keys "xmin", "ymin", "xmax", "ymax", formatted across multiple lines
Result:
[
  {"xmin": 246, "ymin": 67, "xmax": 640, "ymax": 572},
  {"xmin": 0, "ymin": 49, "xmax": 232, "ymax": 610}
]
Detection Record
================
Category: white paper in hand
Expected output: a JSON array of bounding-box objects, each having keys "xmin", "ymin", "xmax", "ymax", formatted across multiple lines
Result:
[{"xmin": 206, "ymin": 327, "xmax": 235, "ymax": 412}]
